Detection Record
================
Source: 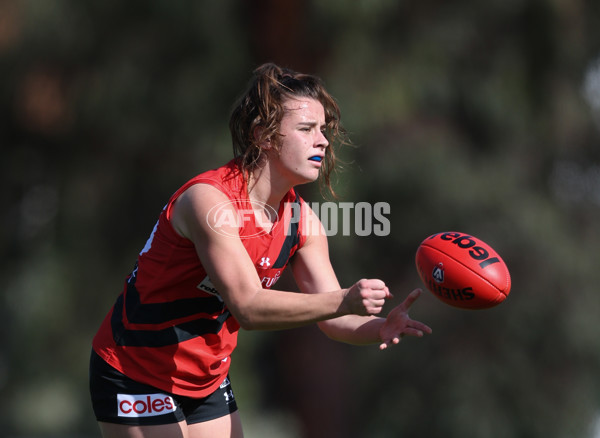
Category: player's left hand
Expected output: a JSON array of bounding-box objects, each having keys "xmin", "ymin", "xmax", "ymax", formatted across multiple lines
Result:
[{"xmin": 379, "ymin": 288, "xmax": 432, "ymax": 350}]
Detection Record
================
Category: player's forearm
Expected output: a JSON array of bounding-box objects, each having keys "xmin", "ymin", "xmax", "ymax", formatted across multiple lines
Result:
[
  {"xmin": 232, "ymin": 288, "xmax": 348, "ymax": 331},
  {"xmin": 318, "ymin": 315, "xmax": 384, "ymax": 346}
]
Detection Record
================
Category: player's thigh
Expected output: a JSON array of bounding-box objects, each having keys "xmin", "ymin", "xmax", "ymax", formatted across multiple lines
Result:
[
  {"xmin": 187, "ymin": 411, "xmax": 243, "ymax": 438},
  {"xmin": 99, "ymin": 420, "xmax": 188, "ymax": 438}
]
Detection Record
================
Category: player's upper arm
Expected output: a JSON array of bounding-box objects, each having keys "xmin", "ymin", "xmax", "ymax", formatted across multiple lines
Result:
[
  {"xmin": 170, "ymin": 183, "xmax": 263, "ymax": 326},
  {"xmin": 292, "ymin": 209, "xmax": 381, "ymax": 342},
  {"xmin": 293, "ymin": 207, "xmax": 374, "ymax": 339},
  {"xmin": 291, "ymin": 207, "xmax": 341, "ymax": 295}
]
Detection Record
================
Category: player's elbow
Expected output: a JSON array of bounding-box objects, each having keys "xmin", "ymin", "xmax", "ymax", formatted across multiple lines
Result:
[
  {"xmin": 235, "ymin": 314, "xmax": 259, "ymax": 331},
  {"xmin": 229, "ymin": 305, "xmax": 262, "ymax": 331},
  {"xmin": 317, "ymin": 320, "xmax": 344, "ymax": 342},
  {"xmin": 223, "ymin": 288, "xmax": 264, "ymax": 331}
]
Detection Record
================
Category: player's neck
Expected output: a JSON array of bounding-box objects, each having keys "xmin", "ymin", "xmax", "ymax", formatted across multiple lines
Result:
[{"xmin": 247, "ymin": 164, "xmax": 291, "ymax": 211}]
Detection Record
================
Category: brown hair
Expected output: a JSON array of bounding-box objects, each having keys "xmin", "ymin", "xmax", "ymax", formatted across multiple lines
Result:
[{"xmin": 229, "ymin": 63, "xmax": 348, "ymax": 196}]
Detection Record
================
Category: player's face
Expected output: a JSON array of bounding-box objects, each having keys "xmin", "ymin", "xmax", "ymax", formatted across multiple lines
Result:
[{"xmin": 269, "ymin": 97, "xmax": 329, "ymax": 186}]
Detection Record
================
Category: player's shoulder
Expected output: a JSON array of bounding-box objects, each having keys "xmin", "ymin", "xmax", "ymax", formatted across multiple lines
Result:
[
  {"xmin": 170, "ymin": 183, "xmax": 236, "ymax": 240},
  {"xmin": 183, "ymin": 182, "xmax": 229, "ymax": 202}
]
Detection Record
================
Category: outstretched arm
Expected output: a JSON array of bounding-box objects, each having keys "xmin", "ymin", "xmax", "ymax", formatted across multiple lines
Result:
[{"xmin": 291, "ymin": 208, "xmax": 431, "ymax": 349}]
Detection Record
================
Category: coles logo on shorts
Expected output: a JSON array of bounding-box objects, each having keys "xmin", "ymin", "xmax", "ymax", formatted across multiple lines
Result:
[{"xmin": 117, "ymin": 393, "xmax": 177, "ymax": 418}]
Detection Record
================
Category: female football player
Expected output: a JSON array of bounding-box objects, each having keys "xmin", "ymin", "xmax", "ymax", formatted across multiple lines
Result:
[{"xmin": 89, "ymin": 63, "xmax": 432, "ymax": 438}]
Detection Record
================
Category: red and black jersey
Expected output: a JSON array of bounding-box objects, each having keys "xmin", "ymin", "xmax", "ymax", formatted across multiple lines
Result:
[{"xmin": 93, "ymin": 160, "xmax": 308, "ymax": 398}]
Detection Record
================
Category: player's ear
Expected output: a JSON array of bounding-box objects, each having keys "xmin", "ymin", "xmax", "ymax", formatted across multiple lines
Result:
[{"xmin": 253, "ymin": 127, "xmax": 272, "ymax": 150}]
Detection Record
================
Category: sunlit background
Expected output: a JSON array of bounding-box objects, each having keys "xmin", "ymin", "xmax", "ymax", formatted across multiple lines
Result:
[{"xmin": 2, "ymin": 1, "xmax": 600, "ymax": 437}]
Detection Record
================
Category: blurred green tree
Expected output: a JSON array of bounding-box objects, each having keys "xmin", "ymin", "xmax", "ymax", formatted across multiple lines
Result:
[{"xmin": 2, "ymin": 0, "xmax": 600, "ymax": 437}]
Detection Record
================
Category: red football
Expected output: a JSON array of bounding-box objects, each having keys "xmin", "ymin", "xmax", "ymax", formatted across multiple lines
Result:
[{"xmin": 415, "ymin": 231, "xmax": 511, "ymax": 309}]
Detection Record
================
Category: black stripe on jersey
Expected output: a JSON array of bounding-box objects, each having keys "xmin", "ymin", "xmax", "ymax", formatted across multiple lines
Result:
[
  {"xmin": 272, "ymin": 193, "xmax": 301, "ymax": 269},
  {"xmin": 124, "ymin": 280, "xmax": 225, "ymax": 324},
  {"xmin": 111, "ymin": 278, "xmax": 231, "ymax": 347}
]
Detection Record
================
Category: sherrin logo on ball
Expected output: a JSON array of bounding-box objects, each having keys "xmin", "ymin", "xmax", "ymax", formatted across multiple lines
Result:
[{"xmin": 415, "ymin": 231, "xmax": 511, "ymax": 309}]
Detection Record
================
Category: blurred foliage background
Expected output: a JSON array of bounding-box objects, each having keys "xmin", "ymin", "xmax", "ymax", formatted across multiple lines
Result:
[{"xmin": 2, "ymin": 0, "xmax": 600, "ymax": 437}]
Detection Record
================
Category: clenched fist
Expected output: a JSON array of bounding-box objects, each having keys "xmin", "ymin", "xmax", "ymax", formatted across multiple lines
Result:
[{"xmin": 343, "ymin": 279, "xmax": 392, "ymax": 316}]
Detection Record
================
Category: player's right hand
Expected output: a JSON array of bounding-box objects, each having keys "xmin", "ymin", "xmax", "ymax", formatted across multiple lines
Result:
[{"xmin": 343, "ymin": 279, "xmax": 392, "ymax": 316}]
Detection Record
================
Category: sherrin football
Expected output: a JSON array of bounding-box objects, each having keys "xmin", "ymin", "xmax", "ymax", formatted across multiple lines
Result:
[{"xmin": 415, "ymin": 232, "xmax": 511, "ymax": 309}]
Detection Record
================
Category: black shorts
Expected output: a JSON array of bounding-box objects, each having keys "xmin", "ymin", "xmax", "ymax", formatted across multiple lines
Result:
[{"xmin": 89, "ymin": 350, "xmax": 238, "ymax": 426}]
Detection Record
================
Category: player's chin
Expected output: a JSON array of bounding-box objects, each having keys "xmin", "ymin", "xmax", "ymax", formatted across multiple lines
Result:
[
  {"xmin": 296, "ymin": 170, "xmax": 320, "ymax": 185},
  {"xmin": 307, "ymin": 173, "xmax": 320, "ymax": 183}
]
